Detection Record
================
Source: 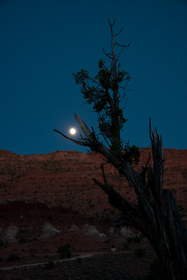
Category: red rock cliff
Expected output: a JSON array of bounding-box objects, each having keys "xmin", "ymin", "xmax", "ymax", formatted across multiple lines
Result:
[{"xmin": 0, "ymin": 149, "xmax": 186, "ymax": 219}]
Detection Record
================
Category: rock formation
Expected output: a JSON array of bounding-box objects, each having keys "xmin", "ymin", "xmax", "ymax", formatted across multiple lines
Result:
[
  {"xmin": 0, "ymin": 149, "xmax": 186, "ymax": 217},
  {"xmin": 0, "ymin": 148, "xmax": 186, "ymax": 265}
]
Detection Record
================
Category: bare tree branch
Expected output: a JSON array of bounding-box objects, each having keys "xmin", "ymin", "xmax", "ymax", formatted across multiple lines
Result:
[{"xmin": 53, "ymin": 129, "xmax": 84, "ymax": 146}]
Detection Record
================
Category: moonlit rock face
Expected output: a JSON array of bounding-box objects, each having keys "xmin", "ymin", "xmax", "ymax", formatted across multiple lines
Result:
[{"xmin": 69, "ymin": 127, "xmax": 77, "ymax": 135}]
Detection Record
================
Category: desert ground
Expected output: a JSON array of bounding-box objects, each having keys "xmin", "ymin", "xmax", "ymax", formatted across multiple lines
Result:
[{"xmin": 0, "ymin": 149, "xmax": 186, "ymax": 279}]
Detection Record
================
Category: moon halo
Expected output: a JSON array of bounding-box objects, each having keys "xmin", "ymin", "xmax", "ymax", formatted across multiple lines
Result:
[{"xmin": 69, "ymin": 127, "xmax": 77, "ymax": 136}]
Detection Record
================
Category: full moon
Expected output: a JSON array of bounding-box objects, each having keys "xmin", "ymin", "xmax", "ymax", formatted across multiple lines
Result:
[{"xmin": 69, "ymin": 127, "xmax": 77, "ymax": 135}]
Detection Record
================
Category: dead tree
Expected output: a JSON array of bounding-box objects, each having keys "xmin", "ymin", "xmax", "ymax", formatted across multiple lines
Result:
[{"xmin": 54, "ymin": 117, "xmax": 187, "ymax": 280}]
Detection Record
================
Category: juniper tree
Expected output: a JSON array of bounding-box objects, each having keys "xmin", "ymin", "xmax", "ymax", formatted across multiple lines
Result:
[
  {"xmin": 73, "ymin": 19, "xmax": 139, "ymax": 163},
  {"xmin": 54, "ymin": 21, "xmax": 187, "ymax": 280}
]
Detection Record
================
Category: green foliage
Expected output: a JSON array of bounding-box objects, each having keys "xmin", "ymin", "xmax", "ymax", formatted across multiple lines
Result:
[
  {"xmin": 121, "ymin": 144, "xmax": 140, "ymax": 164},
  {"xmin": 73, "ymin": 61, "xmax": 128, "ymax": 142},
  {"xmin": 73, "ymin": 21, "xmax": 139, "ymax": 162}
]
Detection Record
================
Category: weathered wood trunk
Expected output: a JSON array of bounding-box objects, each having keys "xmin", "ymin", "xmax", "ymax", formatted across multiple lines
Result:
[
  {"xmin": 95, "ymin": 176, "xmax": 187, "ymax": 279},
  {"xmin": 92, "ymin": 126, "xmax": 187, "ymax": 279},
  {"xmin": 143, "ymin": 189, "xmax": 187, "ymax": 280},
  {"xmin": 55, "ymin": 118, "xmax": 187, "ymax": 279}
]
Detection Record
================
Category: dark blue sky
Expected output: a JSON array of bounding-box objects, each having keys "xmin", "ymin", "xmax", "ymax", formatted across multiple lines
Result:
[{"xmin": 0, "ymin": 0, "xmax": 186, "ymax": 154}]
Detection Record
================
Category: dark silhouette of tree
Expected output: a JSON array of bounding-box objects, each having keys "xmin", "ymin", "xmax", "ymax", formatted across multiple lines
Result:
[
  {"xmin": 73, "ymin": 19, "xmax": 139, "ymax": 163},
  {"xmin": 54, "ymin": 21, "xmax": 187, "ymax": 280}
]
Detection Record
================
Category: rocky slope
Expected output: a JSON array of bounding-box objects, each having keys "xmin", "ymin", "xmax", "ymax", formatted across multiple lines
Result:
[
  {"xmin": 0, "ymin": 148, "xmax": 186, "ymax": 276},
  {"xmin": 0, "ymin": 148, "xmax": 187, "ymax": 215}
]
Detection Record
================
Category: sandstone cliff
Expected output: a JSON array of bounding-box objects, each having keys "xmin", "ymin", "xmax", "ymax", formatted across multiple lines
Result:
[{"xmin": 0, "ymin": 148, "xmax": 186, "ymax": 219}]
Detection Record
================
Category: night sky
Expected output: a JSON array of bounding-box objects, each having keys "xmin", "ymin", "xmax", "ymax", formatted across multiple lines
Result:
[{"xmin": 0, "ymin": 0, "xmax": 187, "ymax": 154}]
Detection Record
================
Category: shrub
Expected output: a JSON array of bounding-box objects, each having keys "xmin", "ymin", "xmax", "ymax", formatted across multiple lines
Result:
[
  {"xmin": 132, "ymin": 234, "xmax": 144, "ymax": 243},
  {"xmin": 57, "ymin": 243, "xmax": 72, "ymax": 259},
  {"xmin": 126, "ymin": 233, "xmax": 143, "ymax": 244}
]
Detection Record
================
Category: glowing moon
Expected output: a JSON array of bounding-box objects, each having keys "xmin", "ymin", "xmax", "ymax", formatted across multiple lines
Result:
[{"xmin": 69, "ymin": 127, "xmax": 77, "ymax": 135}]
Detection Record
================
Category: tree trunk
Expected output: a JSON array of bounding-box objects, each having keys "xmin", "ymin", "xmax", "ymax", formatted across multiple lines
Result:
[
  {"xmin": 95, "ymin": 179, "xmax": 187, "ymax": 279},
  {"xmin": 148, "ymin": 189, "xmax": 187, "ymax": 280},
  {"xmin": 92, "ymin": 129, "xmax": 187, "ymax": 279},
  {"xmin": 54, "ymin": 117, "xmax": 187, "ymax": 279}
]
